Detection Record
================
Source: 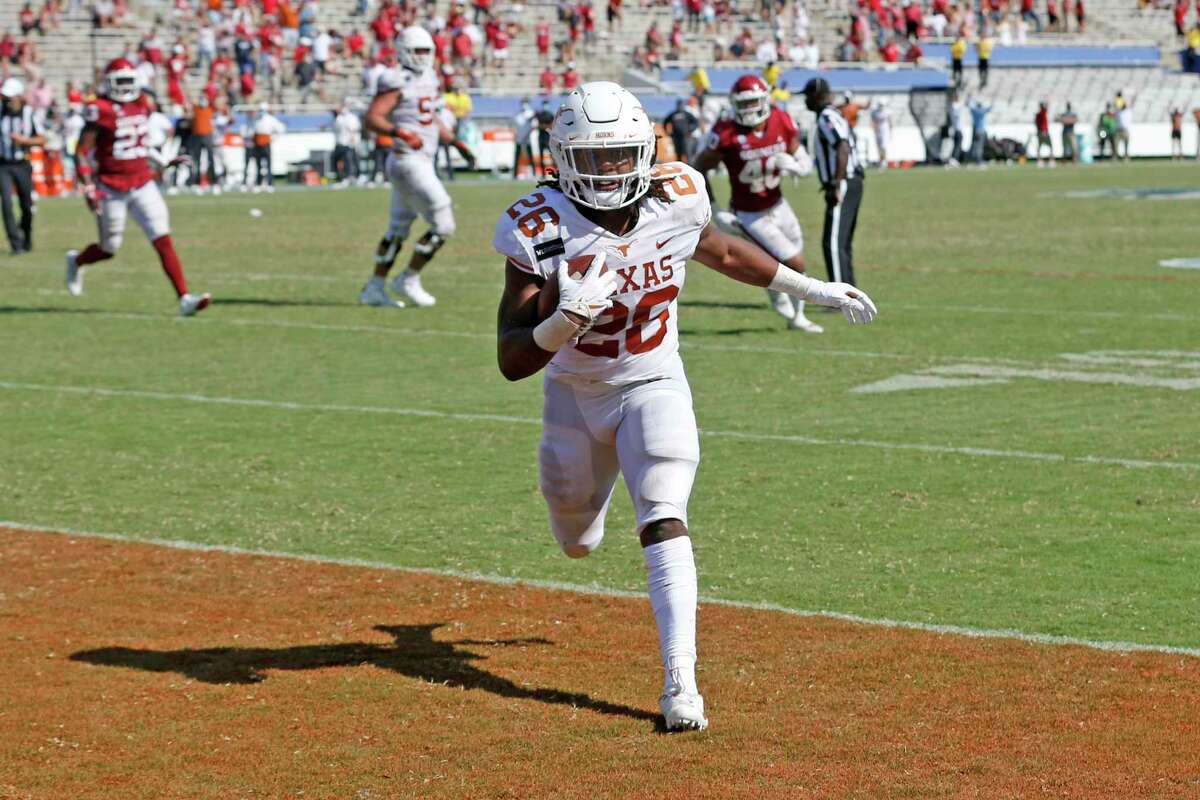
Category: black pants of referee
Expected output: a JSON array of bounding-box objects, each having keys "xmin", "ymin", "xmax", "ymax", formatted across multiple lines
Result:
[
  {"xmin": 244, "ymin": 144, "xmax": 272, "ymax": 186},
  {"xmin": 822, "ymin": 176, "xmax": 864, "ymax": 287},
  {"xmin": 0, "ymin": 160, "xmax": 33, "ymax": 254}
]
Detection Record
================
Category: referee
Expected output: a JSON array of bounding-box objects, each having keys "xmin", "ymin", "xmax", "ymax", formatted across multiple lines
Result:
[
  {"xmin": 805, "ymin": 77, "xmax": 865, "ymax": 287},
  {"xmin": 0, "ymin": 78, "xmax": 42, "ymax": 255}
]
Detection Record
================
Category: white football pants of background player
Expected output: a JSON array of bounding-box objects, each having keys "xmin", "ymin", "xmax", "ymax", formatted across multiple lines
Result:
[
  {"xmin": 362, "ymin": 151, "xmax": 457, "ymax": 308},
  {"xmin": 715, "ymin": 198, "xmax": 820, "ymax": 332},
  {"xmin": 97, "ymin": 181, "xmax": 170, "ymax": 251}
]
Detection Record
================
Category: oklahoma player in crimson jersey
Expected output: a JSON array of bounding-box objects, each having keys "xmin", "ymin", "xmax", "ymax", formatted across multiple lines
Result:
[
  {"xmin": 65, "ymin": 58, "xmax": 210, "ymax": 316},
  {"xmin": 693, "ymin": 74, "xmax": 820, "ymax": 332},
  {"xmin": 494, "ymin": 82, "xmax": 878, "ymax": 733}
]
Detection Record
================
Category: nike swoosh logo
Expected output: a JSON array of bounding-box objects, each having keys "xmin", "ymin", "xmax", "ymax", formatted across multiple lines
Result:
[{"xmin": 656, "ymin": 236, "xmax": 675, "ymax": 249}]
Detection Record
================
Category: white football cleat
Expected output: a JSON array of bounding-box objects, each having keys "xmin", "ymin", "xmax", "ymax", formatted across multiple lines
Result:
[
  {"xmin": 659, "ymin": 688, "xmax": 708, "ymax": 732},
  {"xmin": 789, "ymin": 313, "xmax": 824, "ymax": 334},
  {"xmin": 767, "ymin": 289, "xmax": 795, "ymax": 320},
  {"xmin": 391, "ymin": 270, "xmax": 436, "ymax": 307},
  {"xmin": 359, "ymin": 279, "xmax": 405, "ymax": 308},
  {"xmin": 180, "ymin": 292, "xmax": 211, "ymax": 316},
  {"xmin": 65, "ymin": 250, "xmax": 83, "ymax": 296}
]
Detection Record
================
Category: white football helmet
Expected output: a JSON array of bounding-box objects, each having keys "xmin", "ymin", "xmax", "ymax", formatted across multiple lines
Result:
[
  {"xmin": 549, "ymin": 81, "xmax": 655, "ymax": 211},
  {"xmin": 102, "ymin": 57, "xmax": 141, "ymax": 104},
  {"xmin": 730, "ymin": 74, "xmax": 771, "ymax": 128},
  {"xmin": 397, "ymin": 26, "xmax": 434, "ymax": 72}
]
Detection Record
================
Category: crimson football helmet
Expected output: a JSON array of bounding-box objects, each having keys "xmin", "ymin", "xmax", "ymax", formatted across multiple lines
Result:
[
  {"xmin": 730, "ymin": 74, "xmax": 771, "ymax": 128},
  {"xmin": 102, "ymin": 58, "xmax": 141, "ymax": 103}
]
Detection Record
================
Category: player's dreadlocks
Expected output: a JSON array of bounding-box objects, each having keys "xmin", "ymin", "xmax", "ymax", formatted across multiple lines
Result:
[{"xmin": 535, "ymin": 173, "xmax": 676, "ymax": 206}]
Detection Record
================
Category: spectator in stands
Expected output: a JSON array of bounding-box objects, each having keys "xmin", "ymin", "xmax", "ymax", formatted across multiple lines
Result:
[
  {"xmin": 976, "ymin": 34, "xmax": 993, "ymax": 88},
  {"xmin": 663, "ymin": 98, "xmax": 697, "ymax": 163},
  {"xmin": 904, "ymin": 35, "xmax": 923, "ymax": 62},
  {"xmin": 1114, "ymin": 97, "xmax": 1132, "ymax": 160},
  {"xmin": 1034, "ymin": 101, "xmax": 1052, "ymax": 167},
  {"xmin": 1046, "ymin": 0, "xmax": 1060, "ymax": 31},
  {"xmin": 296, "ymin": 48, "xmax": 321, "ymax": 103},
  {"xmin": 561, "ymin": 61, "xmax": 578, "ymax": 89},
  {"xmin": 1058, "ymin": 103, "xmax": 1078, "ymax": 163},
  {"xmin": 1174, "ymin": 0, "xmax": 1187, "ymax": 37},
  {"xmin": 1095, "ymin": 103, "xmax": 1115, "ymax": 159},
  {"xmin": 91, "ymin": 0, "xmax": 115, "ymax": 28},
  {"xmin": 730, "ymin": 26, "xmax": 754, "ymax": 58},
  {"xmin": 950, "ymin": 34, "xmax": 966, "ymax": 87},
  {"xmin": 538, "ymin": 64, "xmax": 555, "ymax": 94},
  {"xmin": 19, "ymin": 3, "xmax": 41, "ymax": 35},
  {"xmin": 1074, "ymin": 0, "xmax": 1085, "ymax": 32},
  {"xmin": 1170, "ymin": 108, "xmax": 1184, "ymax": 160},
  {"xmin": 196, "ymin": 21, "xmax": 216, "ymax": 74},
  {"xmin": 535, "ymin": 20, "xmax": 550, "ymax": 61},
  {"xmin": 608, "ymin": 0, "xmax": 623, "ymax": 31},
  {"xmin": 968, "ymin": 97, "xmax": 991, "ymax": 165},
  {"xmin": 880, "ymin": 36, "xmax": 899, "ymax": 62}
]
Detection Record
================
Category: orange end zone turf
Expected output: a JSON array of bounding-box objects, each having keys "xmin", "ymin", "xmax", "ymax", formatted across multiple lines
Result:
[{"xmin": 1, "ymin": 528, "xmax": 1197, "ymax": 799}]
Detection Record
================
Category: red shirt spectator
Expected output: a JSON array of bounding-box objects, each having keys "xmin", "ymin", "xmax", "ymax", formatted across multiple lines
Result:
[
  {"xmin": 904, "ymin": 39, "xmax": 923, "ymax": 61},
  {"xmin": 540, "ymin": 66, "xmax": 555, "ymax": 92},
  {"xmin": 447, "ymin": 7, "xmax": 467, "ymax": 28},
  {"xmin": 210, "ymin": 52, "xmax": 233, "ymax": 80},
  {"xmin": 493, "ymin": 27, "xmax": 509, "ymax": 50},
  {"xmin": 203, "ymin": 80, "xmax": 220, "ymax": 103},
  {"xmin": 345, "ymin": 29, "xmax": 364, "ymax": 56},
  {"xmin": 432, "ymin": 29, "xmax": 449, "ymax": 63},
  {"xmin": 239, "ymin": 70, "xmax": 255, "ymax": 99},
  {"xmin": 880, "ymin": 39, "xmax": 899, "ymax": 62},
  {"xmin": 669, "ymin": 21, "xmax": 682, "ymax": 51},
  {"xmin": 562, "ymin": 66, "xmax": 579, "ymax": 89},
  {"xmin": 645, "ymin": 21, "xmax": 662, "ymax": 48},
  {"xmin": 262, "ymin": 0, "xmax": 278, "ymax": 14},
  {"xmin": 452, "ymin": 29, "xmax": 473, "ymax": 60},
  {"xmin": 370, "ymin": 12, "xmax": 395, "ymax": 42},
  {"xmin": 932, "ymin": 0, "xmax": 947, "ymax": 12},
  {"xmin": 536, "ymin": 21, "xmax": 550, "ymax": 55},
  {"xmin": 579, "ymin": 0, "xmax": 595, "ymax": 32}
]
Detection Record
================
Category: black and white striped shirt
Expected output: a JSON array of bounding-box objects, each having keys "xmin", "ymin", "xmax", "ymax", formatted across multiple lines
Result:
[
  {"xmin": 0, "ymin": 105, "xmax": 38, "ymax": 162},
  {"xmin": 812, "ymin": 105, "xmax": 863, "ymax": 187}
]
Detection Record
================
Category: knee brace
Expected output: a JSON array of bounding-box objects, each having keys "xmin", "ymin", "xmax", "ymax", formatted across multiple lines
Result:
[
  {"xmin": 413, "ymin": 230, "xmax": 446, "ymax": 258},
  {"xmin": 375, "ymin": 236, "xmax": 402, "ymax": 268}
]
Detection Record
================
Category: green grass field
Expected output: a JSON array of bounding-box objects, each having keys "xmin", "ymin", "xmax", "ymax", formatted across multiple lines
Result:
[{"xmin": 2, "ymin": 162, "xmax": 1197, "ymax": 651}]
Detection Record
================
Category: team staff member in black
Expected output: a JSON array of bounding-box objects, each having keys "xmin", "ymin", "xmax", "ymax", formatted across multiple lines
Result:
[
  {"xmin": 805, "ymin": 77, "xmax": 865, "ymax": 287},
  {"xmin": 0, "ymin": 78, "xmax": 42, "ymax": 255}
]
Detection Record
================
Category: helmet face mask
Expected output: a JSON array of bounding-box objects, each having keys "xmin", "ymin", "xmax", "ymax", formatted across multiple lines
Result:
[
  {"xmin": 730, "ymin": 75, "xmax": 770, "ymax": 128},
  {"xmin": 550, "ymin": 82, "xmax": 655, "ymax": 211},
  {"xmin": 104, "ymin": 59, "xmax": 140, "ymax": 103},
  {"xmin": 398, "ymin": 26, "xmax": 434, "ymax": 72}
]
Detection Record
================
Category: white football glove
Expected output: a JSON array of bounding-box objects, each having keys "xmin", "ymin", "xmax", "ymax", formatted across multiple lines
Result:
[
  {"xmin": 556, "ymin": 251, "xmax": 617, "ymax": 335},
  {"xmin": 803, "ymin": 281, "xmax": 878, "ymax": 325},
  {"xmin": 774, "ymin": 150, "xmax": 813, "ymax": 182},
  {"xmin": 711, "ymin": 205, "xmax": 743, "ymax": 235}
]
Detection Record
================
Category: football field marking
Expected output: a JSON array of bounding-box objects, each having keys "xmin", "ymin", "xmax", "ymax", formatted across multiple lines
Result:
[
  {"xmin": 0, "ymin": 379, "xmax": 1196, "ymax": 472},
  {"xmin": 2, "ymin": 520, "xmax": 1197, "ymax": 660}
]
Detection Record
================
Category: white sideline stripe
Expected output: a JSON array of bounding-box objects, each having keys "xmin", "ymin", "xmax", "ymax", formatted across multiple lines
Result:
[
  {"xmin": 2, "ymin": 520, "xmax": 1197, "ymax": 660},
  {"xmin": 1, "ymin": 379, "xmax": 1197, "ymax": 472}
]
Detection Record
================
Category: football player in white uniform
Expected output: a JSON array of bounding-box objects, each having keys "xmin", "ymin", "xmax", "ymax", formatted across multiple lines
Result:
[
  {"xmin": 360, "ymin": 26, "xmax": 454, "ymax": 309},
  {"xmin": 493, "ymin": 82, "xmax": 878, "ymax": 732}
]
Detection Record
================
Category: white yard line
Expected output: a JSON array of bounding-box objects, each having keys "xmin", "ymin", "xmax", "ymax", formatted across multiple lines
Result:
[
  {"xmin": 1, "ymin": 379, "xmax": 1196, "ymax": 471},
  {"xmin": 2, "ymin": 520, "xmax": 1196, "ymax": 660}
]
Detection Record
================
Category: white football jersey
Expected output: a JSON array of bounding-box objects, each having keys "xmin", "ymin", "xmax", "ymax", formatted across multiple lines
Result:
[
  {"xmin": 493, "ymin": 162, "xmax": 712, "ymax": 386},
  {"xmin": 377, "ymin": 65, "xmax": 440, "ymax": 157}
]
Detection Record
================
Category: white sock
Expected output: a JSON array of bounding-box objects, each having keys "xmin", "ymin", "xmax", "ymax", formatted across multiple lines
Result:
[
  {"xmin": 792, "ymin": 298, "xmax": 807, "ymax": 321},
  {"xmin": 643, "ymin": 536, "xmax": 698, "ymax": 695}
]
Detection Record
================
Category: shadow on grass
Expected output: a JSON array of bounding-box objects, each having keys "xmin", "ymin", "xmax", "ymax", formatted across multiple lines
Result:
[
  {"xmin": 71, "ymin": 622, "xmax": 660, "ymax": 725},
  {"xmin": 678, "ymin": 326, "xmax": 783, "ymax": 337},
  {"xmin": 213, "ymin": 297, "xmax": 358, "ymax": 309},
  {"xmin": 0, "ymin": 305, "xmax": 118, "ymax": 315},
  {"xmin": 679, "ymin": 300, "xmax": 764, "ymax": 311}
]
